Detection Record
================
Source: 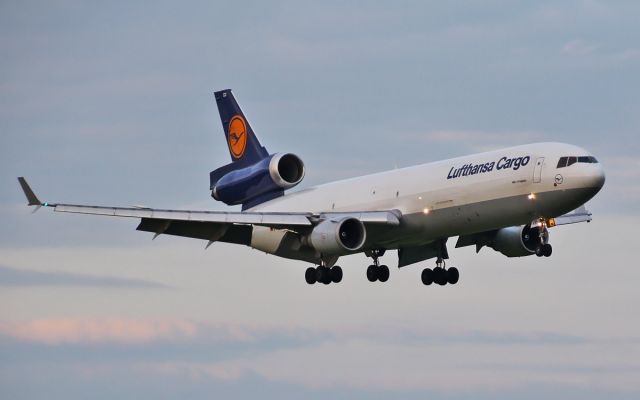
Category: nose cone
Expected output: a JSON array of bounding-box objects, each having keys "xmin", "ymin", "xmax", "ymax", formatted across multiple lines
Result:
[
  {"xmin": 591, "ymin": 164, "xmax": 606, "ymax": 190},
  {"xmin": 580, "ymin": 163, "xmax": 605, "ymax": 202}
]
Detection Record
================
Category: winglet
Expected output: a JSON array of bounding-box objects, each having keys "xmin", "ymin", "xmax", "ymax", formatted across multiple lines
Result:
[{"xmin": 17, "ymin": 177, "xmax": 43, "ymax": 206}]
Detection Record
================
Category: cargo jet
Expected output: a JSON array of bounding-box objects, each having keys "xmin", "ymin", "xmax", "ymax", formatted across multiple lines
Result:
[{"xmin": 18, "ymin": 90, "xmax": 606, "ymax": 286}]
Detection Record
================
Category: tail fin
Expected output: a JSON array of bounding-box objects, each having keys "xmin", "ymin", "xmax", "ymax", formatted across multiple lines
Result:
[{"xmin": 214, "ymin": 89, "xmax": 268, "ymax": 166}]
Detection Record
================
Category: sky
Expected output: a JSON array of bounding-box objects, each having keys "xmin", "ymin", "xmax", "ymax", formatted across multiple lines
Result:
[{"xmin": 1, "ymin": 1, "xmax": 639, "ymax": 399}]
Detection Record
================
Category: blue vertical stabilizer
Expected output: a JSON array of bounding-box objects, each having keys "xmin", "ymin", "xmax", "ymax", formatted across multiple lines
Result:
[{"xmin": 214, "ymin": 89, "xmax": 269, "ymax": 166}]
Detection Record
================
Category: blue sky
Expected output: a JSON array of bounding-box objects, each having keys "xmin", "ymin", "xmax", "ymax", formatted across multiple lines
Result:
[{"xmin": 1, "ymin": 1, "xmax": 639, "ymax": 399}]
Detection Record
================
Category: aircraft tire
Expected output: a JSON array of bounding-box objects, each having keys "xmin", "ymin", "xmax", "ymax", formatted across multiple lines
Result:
[
  {"xmin": 330, "ymin": 266, "xmax": 343, "ymax": 283},
  {"xmin": 378, "ymin": 265, "xmax": 390, "ymax": 282},
  {"xmin": 305, "ymin": 267, "xmax": 317, "ymax": 284},
  {"xmin": 447, "ymin": 267, "xmax": 459, "ymax": 284},
  {"xmin": 421, "ymin": 268, "xmax": 433, "ymax": 285},
  {"xmin": 322, "ymin": 270, "xmax": 332, "ymax": 285},
  {"xmin": 316, "ymin": 267, "xmax": 331, "ymax": 285},
  {"xmin": 434, "ymin": 267, "xmax": 447, "ymax": 285},
  {"xmin": 543, "ymin": 244, "xmax": 552, "ymax": 257},
  {"xmin": 535, "ymin": 246, "xmax": 544, "ymax": 257},
  {"xmin": 366, "ymin": 265, "xmax": 378, "ymax": 282}
]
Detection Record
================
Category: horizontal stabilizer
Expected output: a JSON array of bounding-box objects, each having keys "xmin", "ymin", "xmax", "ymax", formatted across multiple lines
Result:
[{"xmin": 550, "ymin": 206, "xmax": 592, "ymax": 226}]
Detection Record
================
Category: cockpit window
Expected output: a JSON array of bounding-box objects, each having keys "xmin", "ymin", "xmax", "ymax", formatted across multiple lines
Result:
[
  {"xmin": 557, "ymin": 155, "xmax": 599, "ymax": 168},
  {"xmin": 557, "ymin": 157, "xmax": 568, "ymax": 168}
]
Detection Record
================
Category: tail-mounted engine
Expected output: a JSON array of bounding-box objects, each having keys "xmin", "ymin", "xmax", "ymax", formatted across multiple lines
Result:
[
  {"xmin": 307, "ymin": 217, "xmax": 367, "ymax": 255},
  {"xmin": 489, "ymin": 224, "xmax": 548, "ymax": 257},
  {"xmin": 211, "ymin": 153, "xmax": 305, "ymax": 209}
]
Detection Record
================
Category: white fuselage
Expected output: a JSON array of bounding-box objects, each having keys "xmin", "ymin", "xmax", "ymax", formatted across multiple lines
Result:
[{"xmin": 249, "ymin": 142, "xmax": 605, "ymax": 259}]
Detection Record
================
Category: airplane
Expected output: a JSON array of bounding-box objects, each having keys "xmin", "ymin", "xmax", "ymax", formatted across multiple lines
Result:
[{"xmin": 18, "ymin": 89, "xmax": 606, "ymax": 286}]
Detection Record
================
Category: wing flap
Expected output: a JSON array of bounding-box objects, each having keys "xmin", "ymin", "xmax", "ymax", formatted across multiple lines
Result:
[{"xmin": 136, "ymin": 219, "xmax": 252, "ymax": 245}]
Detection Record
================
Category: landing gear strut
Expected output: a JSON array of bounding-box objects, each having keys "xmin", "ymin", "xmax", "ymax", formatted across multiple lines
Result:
[
  {"xmin": 421, "ymin": 258, "xmax": 459, "ymax": 286},
  {"xmin": 366, "ymin": 249, "xmax": 390, "ymax": 283},
  {"xmin": 305, "ymin": 264, "xmax": 342, "ymax": 285}
]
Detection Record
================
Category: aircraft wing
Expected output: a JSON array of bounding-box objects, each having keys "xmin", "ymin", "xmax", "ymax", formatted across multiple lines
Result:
[{"xmin": 17, "ymin": 177, "xmax": 400, "ymax": 245}]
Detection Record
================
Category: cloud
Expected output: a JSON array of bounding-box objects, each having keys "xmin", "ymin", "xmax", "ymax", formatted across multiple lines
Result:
[
  {"xmin": 402, "ymin": 130, "xmax": 544, "ymax": 153},
  {"xmin": 0, "ymin": 265, "xmax": 168, "ymax": 288},
  {"xmin": 615, "ymin": 48, "xmax": 640, "ymax": 62},
  {"xmin": 2, "ymin": 317, "xmax": 639, "ymax": 394},
  {"xmin": 594, "ymin": 156, "xmax": 640, "ymax": 207},
  {"xmin": 0, "ymin": 318, "xmax": 322, "ymax": 346},
  {"xmin": 560, "ymin": 39, "xmax": 640, "ymax": 66},
  {"xmin": 562, "ymin": 39, "xmax": 598, "ymax": 56},
  {"xmin": 0, "ymin": 319, "xmax": 198, "ymax": 344},
  {"xmin": 601, "ymin": 156, "xmax": 640, "ymax": 179},
  {"xmin": 150, "ymin": 336, "xmax": 640, "ymax": 392},
  {"xmin": 417, "ymin": 130, "xmax": 536, "ymax": 142}
]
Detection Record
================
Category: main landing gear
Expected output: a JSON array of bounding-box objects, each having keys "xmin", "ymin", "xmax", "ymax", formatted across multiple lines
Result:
[
  {"xmin": 421, "ymin": 258, "xmax": 459, "ymax": 286},
  {"xmin": 305, "ymin": 265, "xmax": 342, "ymax": 285},
  {"xmin": 366, "ymin": 249, "xmax": 390, "ymax": 283}
]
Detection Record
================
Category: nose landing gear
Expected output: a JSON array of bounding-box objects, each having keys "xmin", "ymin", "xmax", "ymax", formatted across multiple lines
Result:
[
  {"xmin": 536, "ymin": 243, "xmax": 553, "ymax": 257},
  {"xmin": 534, "ymin": 218, "xmax": 553, "ymax": 257}
]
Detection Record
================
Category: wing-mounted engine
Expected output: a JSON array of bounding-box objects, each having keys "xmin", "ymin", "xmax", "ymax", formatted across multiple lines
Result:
[
  {"xmin": 210, "ymin": 153, "xmax": 305, "ymax": 209},
  {"xmin": 456, "ymin": 224, "xmax": 549, "ymax": 257},
  {"xmin": 489, "ymin": 224, "xmax": 547, "ymax": 257},
  {"xmin": 306, "ymin": 217, "xmax": 367, "ymax": 256}
]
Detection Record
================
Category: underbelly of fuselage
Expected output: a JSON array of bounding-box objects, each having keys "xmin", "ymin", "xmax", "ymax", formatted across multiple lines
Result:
[{"xmin": 372, "ymin": 186, "xmax": 600, "ymax": 248}]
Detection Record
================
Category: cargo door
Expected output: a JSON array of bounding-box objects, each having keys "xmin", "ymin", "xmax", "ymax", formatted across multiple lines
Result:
[{"xmin": 533, "ymin": 157, "xmax": 544, "ymax": 183}]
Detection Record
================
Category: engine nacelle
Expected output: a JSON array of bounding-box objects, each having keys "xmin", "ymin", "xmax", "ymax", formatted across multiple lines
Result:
[
  {"xmin": 211, "ymin": 153, "xmax": 305, "ymax": 206},
  {"xmin": 308, "ymin": 217, "xmax": 366, "ymax": 255},
  {"xmin": 268, "ymin": 153, "xmax": 305, "ymax": 189},
  {"xmin": 489, "ymin": 224, "xmax": 548, "ymax": 257}
]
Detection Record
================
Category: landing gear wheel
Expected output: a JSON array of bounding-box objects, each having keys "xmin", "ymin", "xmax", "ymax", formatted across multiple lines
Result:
[
  {"xmin": 535, "ymin": 246, "xmax": 545, "ymax": 257},
  {"xmin": 305, "ymin": 267, "xmax": 317, "ymax": 284},
  {"xmin": 447, "ymin": 267, "xmax": 459, "ymax": 284},
  {"xmin": 433, "ymin": 267, "xmax": 447, "ymax": 285},
  {"xmin": 366, "ymin": 265, "xmax": 377, "ymax": 282},
  {"xmin": 421, "ymin": 268, "xmax": 433, "ymax": 285},
  {"xmin": 316, "ymin": 267, "xmax": 331, "ymax": 285},
  {"xmin": 542, "ymin": 244, "xmax": 552, "ymax": 257},
  {"xmin": 378, "ymin": 265, "xmax": 390, "ymax": 282},
  {"xmin": 330, "ymin": 266, "xmax": 343, "ymax": 283},
  {"xmin": 323, "ymin": 268, "xmax": 332, "ymax": 285}
]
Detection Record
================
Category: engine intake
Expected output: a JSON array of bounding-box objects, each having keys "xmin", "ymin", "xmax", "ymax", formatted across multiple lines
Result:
[
  {"xmin": 309, "ymin": 217, "xmax": 366, "ymax": 255},
  {"xmin": 269, "ymin": 153, "xmax": 305, "ymax": 189},
  {"xmin": 490, "ymin": 224, "xmax": 547, "ymax": 257}
]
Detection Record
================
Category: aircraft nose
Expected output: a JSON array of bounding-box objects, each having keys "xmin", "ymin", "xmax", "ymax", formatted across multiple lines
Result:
[
  {"xmin": 581, "ymin": 164, "xmax": 605, "ymax": 201},
  {"xmin": 576, "ymin": 163, "xmax": 605, "ymax": 204},
  {"xmin": 591, "ymin": 164, "xmax": 606, "ymax": 189}
]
